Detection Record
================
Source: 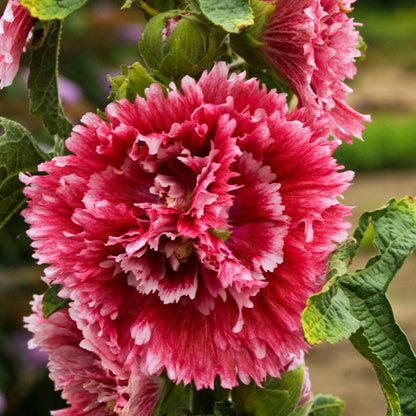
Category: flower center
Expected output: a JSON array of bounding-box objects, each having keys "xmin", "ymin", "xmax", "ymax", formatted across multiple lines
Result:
[{"xmin": 173, "ymin": 238, "xmax": 195, "ymax": 262}]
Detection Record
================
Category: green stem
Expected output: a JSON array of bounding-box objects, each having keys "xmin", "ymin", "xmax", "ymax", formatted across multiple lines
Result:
[{"xmin": 139, "ymin": 1, "xmax": 160, "ymax": 17}]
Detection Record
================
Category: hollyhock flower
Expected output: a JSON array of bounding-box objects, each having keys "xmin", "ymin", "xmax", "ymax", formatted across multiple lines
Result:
[
  {"xmin": 21, "ymin": 62, "xmax": 352, "ymax": 389},
  {"xmin": 24, "ymin": 295, "xmax": 161, "ymax": 416},
  {"xmin": 0, "ymin": 0, "xmax": 34, "ymax": 89},
  {"xmin": 259, "ymin": 0, "xmax": 370, "ymax": 143}
]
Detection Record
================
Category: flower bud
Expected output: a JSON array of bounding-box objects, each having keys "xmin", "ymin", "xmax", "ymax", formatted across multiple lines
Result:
[{"xmin": 139, "ymin": 10, "xmax": 218, "ymax": 79}]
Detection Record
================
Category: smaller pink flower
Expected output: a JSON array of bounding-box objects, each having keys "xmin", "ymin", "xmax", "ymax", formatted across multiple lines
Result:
[
  {"xmin": 24, "ymin": 295, "xmax": 162, "ymax": 416},
  {"xmin": 259, "ymin": 0, "xmax": 370, "ymax": 143},
  {"xmin": 0, "ymin": 0, "xmax": 34, "ymax": 89}
]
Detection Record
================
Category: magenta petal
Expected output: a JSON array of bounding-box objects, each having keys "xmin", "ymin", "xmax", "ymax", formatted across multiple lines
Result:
[{"xmin": 154, "ymin": 258, "xmax": 199, "ymax": 304}]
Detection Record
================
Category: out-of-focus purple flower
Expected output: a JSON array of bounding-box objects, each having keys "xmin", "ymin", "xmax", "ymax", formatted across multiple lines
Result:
[
  {"xmin": 115, "ymin": 23, "xmax": 142, "ymax": 44},
  {"xmin": 90, "ymin": 0, "xmax": 116, "ymax": 19},
  {"xmin": 5, "ymin": 330, "xmax": 48, "ymax": 367},
  {"xmin": 58, "ymin": 76, "xmax": 84, "ymax": 106}
]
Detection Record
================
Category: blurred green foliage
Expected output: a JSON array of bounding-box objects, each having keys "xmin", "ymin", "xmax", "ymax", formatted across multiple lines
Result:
[
  {"xmin": 335, "ymin": 113, "xmax": 416, "ymax": 172},
  {"xmin": 356, "ymin": 0, "xmax": 414, "ymax": 8},
  {"xmin": 336, "ymin": 2, "xmax": 416, "ymax": 172},
  {"xmin": 353, "ymin": 4, "xmax": 416, "ymax": 69}
]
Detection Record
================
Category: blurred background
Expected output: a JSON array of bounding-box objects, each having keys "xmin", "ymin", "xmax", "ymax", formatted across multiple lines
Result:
[{"xmin": 0, "ymin": 0, "xmax": 415, "ymax": 414}]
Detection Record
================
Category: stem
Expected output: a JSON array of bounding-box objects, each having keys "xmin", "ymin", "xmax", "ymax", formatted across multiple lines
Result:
[{"xmin": 139, "ymin": 1, "xmax": 160, "ymax": 17}]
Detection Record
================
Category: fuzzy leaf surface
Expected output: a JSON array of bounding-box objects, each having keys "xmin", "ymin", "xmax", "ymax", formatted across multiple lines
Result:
[
  {"xmin": 302, "ymin": 198, "xmax": 416, "ymax": 416},
  {"xmin": 198, "ymin": 0, "xmax": 253, "ymax": 33},
  {"xmin": 28, "ymin": 20, "xmax": 73, "ymax": 138},
  {"xmin": 308, "ymin": 395, "xmax": 345, "ymax": 416},
  {"xmin": 21, "ymin": 0, "xmax": 88, "ymax": 19},
  {"xmin": 0, "ymin": 118, "xmax": 47, "ymax": 228}
]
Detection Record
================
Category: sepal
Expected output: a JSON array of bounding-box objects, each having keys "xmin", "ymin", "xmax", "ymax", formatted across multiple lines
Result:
[
  {"xmin": 356, "ymin": 34, "xmax": 368, "ymax": 62},
  {"xmin": 108, "ymin": 62, "xmax": 162, "ymax": 102},
  {"xmin": 42, "ymin": 284, "xmax": 71, "ymax": 319}
]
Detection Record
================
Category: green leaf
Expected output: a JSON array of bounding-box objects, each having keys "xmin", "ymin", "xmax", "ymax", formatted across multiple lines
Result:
[
  {"xmin": 0, "ymin": 118, "xmax": 48, "ymax": 229},
  {"xmin": 108, "ymin": 62, "xmax": 160, "ymax": 102},
  {"xmin": 301, "ymin": 282, "xmax": 359, "ymax": 344},
  {"xmin": 21, "ymin": 0, "xmax": 88, "ymax": 20},
  {"xmin": 42, "ymin": 284, "xmax": 71, "ymax": 318},
  {"xmin": 326, "ymin": 238, "xmax": 357, "ymax": 280},
  {"xmin": 151, "ymin": 380, "xmax": 194, "ymax": 416},
  {"xmin": 308, "ymin": 395, "xmax": 345, "ymax": 416},
  {"xmin": 198, "ymin": 0, "xmax": 253, "ymax": 33},
  {"xmin": 234, "ymin": 365, "xmax": 306, "ymax": 416},
  {"xmin": 302, "ymin": 239, "xmax": 360, "ymax": 344},
  {"xmin": 349, "ymin": 329, "xmax": 401, "ymax": 416},
  {"xmin": 28, "ymin": 20, "xmax": 73, "ymax": 139},
  {"xmin": 289, "ymin": 399, "xmax": 313, "ymax": 416},
  {"xmin": 302, "ymin": 197, "xmax": 416, "ymax": 416},
  {"xmin": 208, "ymin": 227, "xmax": 232, "ymax": 242},
  {"xmin": 248, "ymin": 0, "xmax": 276, "ymax": 38}
]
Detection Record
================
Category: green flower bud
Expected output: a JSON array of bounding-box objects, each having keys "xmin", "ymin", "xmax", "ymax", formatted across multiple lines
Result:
[{"xmin": 139, "ymin": 11, "xmax": 218, "ymax": 79}]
